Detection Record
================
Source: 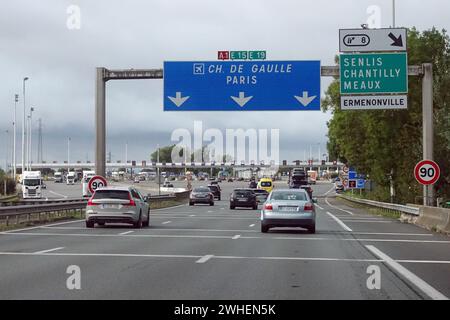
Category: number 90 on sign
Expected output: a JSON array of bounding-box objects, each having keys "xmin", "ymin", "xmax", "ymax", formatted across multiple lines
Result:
[
  {"xmin": 414, "ymin": 160, "xmax": 440, "ymax": 185},
  {"xmin": 88, "ymin": 176, "xmax": 108, "ymax": 194}
]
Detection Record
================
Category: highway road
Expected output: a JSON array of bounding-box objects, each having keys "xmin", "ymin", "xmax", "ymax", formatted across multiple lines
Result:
[{"xmin": 1, "ymin": 181, "xmax": 449, "ymax": 299}]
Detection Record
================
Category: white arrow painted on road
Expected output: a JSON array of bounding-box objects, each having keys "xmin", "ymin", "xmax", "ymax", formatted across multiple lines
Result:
[
  {"xmin": 294, "ymin": 91, "xmax": 317, "ymax": 107},
  {"xmin": 231, "ymin": 92, "xmax": 253, "ymax": 107},
  {"xmin": 168, "ymin": 92, "xmax": 190, "ymax": 107}
]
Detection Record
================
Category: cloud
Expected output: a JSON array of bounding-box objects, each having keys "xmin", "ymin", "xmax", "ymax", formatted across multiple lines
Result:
[{"xmin": 0, "ymin": 0, "xmax": 449, "ymax": 165}]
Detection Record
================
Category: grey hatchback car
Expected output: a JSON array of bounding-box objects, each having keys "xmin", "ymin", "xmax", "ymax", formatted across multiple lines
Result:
[
  {"xmin": 260, "ymin": 189, "xmax": 316, "ymax": 233},
  {"xmin": 86, "ymin": 186, "xmax": 150, "ymax": 228}
]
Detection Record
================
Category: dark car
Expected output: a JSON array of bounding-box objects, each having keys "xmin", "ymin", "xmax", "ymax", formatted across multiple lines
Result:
[
  {"xmin": 251, "ymin": 188, "xmax": 269, "ymax": 204},
  {"xmin": 300, "ymin": 185, "xmax": 313, "ymax": 199},
  {"xmin": 189, "ymin": 187, "xmax": 214, "ymax": 206},
  {"xmin": 230, "ymin": 189, "xmax": 257, "ymax": 210},
  {"xmin": 248, "ymin": 181, "xmax": 257, "ymax": 188},
  {"xmin": 227, "ymin": 177, "xmax": 234, "ymax": 182},
  {"xmin": 208, "ymin": 185, "xmax": 221, "ymax": 200},
  {"xmin": 289, "ymin": 173, "xmax": 308, "ymax": 189}
]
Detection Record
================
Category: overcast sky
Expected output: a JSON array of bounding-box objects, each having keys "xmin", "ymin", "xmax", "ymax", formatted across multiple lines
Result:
[{"xmin": 1, "ymin": 0, "xmax": 449, "ymax": 168}]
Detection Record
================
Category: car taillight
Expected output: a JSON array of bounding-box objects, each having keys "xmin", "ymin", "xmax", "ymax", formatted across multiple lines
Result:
[
  {"xmin": 304, "ymin": 203, "xmax": 313, "ymax": 211},
  {"xmin": 264, "ymin": 204, "xmax": 273, "ymax": 211},
  {"xmin": 124, "ymin": 193, "xmax": 136, "ymax": 206},
  {"xmin": 87, "ymin": 197, "xmax": 98, "ymax": 206}
]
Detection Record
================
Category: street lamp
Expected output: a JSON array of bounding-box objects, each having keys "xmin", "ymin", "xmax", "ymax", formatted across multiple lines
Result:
[
  {"xmin": 22, "ymin": 77, "xmax": 29, "ymax": 173},
  {"xmin": 27, "ymin": 107, "xmax": 35, "ymax": 170},
  {"xmin": 13, "ymin": 94, "xmax": 18, "ymax": 179},
  {"xmin": 67, "ymin": 137, "xmax": 71, "ymax": 165}
]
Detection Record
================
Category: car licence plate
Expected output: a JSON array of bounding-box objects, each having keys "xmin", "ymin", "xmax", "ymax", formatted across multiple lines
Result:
[
  {"xmin": 102, "ymin": 204, "xmax": 120, "ymax": 209},
  {"xmin": 280, "ymin": 206, "xmax": 298, "ymax": 212}
]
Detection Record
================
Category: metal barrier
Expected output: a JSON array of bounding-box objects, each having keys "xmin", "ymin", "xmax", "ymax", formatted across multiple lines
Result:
[
  {"xmin": 0, "ymin": 191, "xmax": 191, "ymax": 227},
  {"xmin": 337, "ymin": 194, "xmax": 420, "ymax": 216}
]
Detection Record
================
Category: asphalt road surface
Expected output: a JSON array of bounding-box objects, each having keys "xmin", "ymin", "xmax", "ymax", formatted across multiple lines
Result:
[{"xmin": 1, "ymin": 181, "xmax": 449, "ymax": 299}]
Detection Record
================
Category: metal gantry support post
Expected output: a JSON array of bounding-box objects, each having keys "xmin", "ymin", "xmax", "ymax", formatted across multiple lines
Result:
[
  {"xmin": 95, "ymin": 68, "xmax": 107, "ymax": 177},
  {"xmin": 422, "ymin": 63, "xmax": 434, "ymax": 206},
  {"xmin": 95, "ymin": 65, "xmax": 433, "ymax": 206}
]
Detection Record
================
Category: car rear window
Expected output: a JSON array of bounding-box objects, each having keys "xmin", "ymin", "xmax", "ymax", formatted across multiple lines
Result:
[
  {"xmin": 260, "ymin": 181, "xmax": 272, "ymax": 187},
  {"xmin": 193, "ymin": 187, "xmax": 210, "ymax": 192},
  {"xmin": 271, "ymin": 192, "xmax": 307, "ymax": 201},
  {"xmin": 208, "ymin": 186, "xmax": 219, "ymax": 191},
  {"xmin": 234, "ymin": 190, "xmax": 253, "ymax": 196},
  {"xmin": 93, "ymin": 190, "xmax": 130, "ymax": 200}
]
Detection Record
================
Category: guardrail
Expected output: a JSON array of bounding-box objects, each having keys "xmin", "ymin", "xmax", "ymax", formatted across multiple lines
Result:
[
  {"xmin": 337, "ymin": 194, "xmax": 420, "ymax": 216},
  {"xmin": 0, "ymin": 197, "xmax": 87, "ymax": 207},
  {"xmin": 0, "ymin": 190, "xmax": 191, "ymax": 228}
]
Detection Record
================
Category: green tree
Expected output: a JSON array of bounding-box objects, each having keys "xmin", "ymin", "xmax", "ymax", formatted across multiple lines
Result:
[{"xmin": 324, "ymin": 27, "xmax": 450, "ymax": 204}]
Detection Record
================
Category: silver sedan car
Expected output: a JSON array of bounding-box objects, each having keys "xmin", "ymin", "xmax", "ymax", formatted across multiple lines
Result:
[
  {"xmin": 85, "ymin": 186, "xmax": 150, "ymax": 228},
  {"xmin": 260, "ymin": 189, "xmax": 316, "ymax": 233}
]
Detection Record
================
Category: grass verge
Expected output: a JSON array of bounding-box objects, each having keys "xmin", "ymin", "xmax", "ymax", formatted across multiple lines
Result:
[{"xmin": 336, "ymin": 196, "xmax": 402, "ymax": 220}]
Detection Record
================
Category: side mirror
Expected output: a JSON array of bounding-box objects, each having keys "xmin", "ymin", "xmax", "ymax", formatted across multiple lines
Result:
[{"xmin": 312, "ymin": 198, "xmax": 318, "ymax": 204}]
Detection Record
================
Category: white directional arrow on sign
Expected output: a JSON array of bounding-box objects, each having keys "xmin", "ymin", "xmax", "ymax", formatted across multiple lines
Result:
[
  {"xmin": 231, "ymin": 92, "xmax": 253, "ymax": 107},
  {"xmin": 168, "ymin": 92, "xmax": 190, "ymax": 107},
  {"xmin": 294, "ymin": 91, "xmax": 317, "ymax": 107}
]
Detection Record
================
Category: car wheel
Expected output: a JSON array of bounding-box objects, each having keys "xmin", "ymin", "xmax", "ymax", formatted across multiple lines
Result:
[
  {"xmin": 134, "ymin": 213, "xmax": 143, "ymax": 229},
  {"xmin": 210, "ymin": 201, "xmax": 214, "ymax": 206},
  {"xmin": 189, "ymin": 201, "xmax": 194, "ymax": 206},
  {"xmin": 218, "ymin": 196, "xmax": 221, "ymax": 201},
  {"xmin": 86, "ymin": 221, "xmax": 94, "ymax": 228},
  {"xmin": 261, "ymin": 224, "xmax": 269, "ymax": 233},
  {"xmin": 308, "ymin": 224, "xmax": 316, "ymax": 234},
  {"xmin": 253, "ymin": 204, "xmax": 258, "ymax": 210},
  {"xmin": 143, "ymin": 209, "xmax": 150, "ymax": 227},
  {"xmin": 230, "ymin": 205, "xmax": 235, "ymax": 210}
]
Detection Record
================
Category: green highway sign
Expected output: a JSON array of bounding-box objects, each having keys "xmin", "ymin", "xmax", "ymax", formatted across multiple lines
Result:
[
  {"xmin": 340, "ymin": 52, "xmax": 408, "ymax": 94},
  {"xmin": 249, "ymin": 50, "xmax": 266, "ymax": 60},
  {"xmin": 230, "ymin": 51, "xmax": 248, "ymax": 60}
]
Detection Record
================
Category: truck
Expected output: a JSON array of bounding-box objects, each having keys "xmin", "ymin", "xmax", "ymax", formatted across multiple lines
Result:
[
  {"xmin": 82, "ymin": 170, "xmax": 96, "ymax": 197},
  {"xmin": 22, "ymin": 171, "xmax": 43, "ymax": 199},
  {"xmin": 54, "ymin": 172, "xmax": 63, "ymax": 183},
  {"xmin": 307, "ymin": 170, "xmax": 318, "ymax": 185},
  {"xmin": 66, "ymin": 171, "xmax": 76, "ymax": 185}
]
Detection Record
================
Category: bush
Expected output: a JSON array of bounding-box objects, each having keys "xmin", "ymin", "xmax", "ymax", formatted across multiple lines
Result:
[{"xmin": 0, "ymin": 177, "xmax": 16, "ymax": 195}]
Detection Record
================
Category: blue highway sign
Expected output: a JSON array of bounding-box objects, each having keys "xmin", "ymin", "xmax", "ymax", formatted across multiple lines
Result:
[
  {"xmin": 164, "ymin": 61, "xmax": 321, "ymax": 111},
  {"xmin": 357, "ymin": 179, "xmax": 365, "ymax": 189}
]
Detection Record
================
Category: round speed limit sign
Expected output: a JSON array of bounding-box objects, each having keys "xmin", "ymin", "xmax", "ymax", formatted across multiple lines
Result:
[
  {"xmin": 414, "ymin": 160, "xmax": 440, "ymax": 185},
  {"xmin": 88, "ymin": 175, "xmax": 108, "ymax": 194}
]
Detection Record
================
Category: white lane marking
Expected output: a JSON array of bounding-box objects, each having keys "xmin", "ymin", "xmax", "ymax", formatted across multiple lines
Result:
[
  {"xmin": 3, "ymin": 250, "xmax": 450, "ymax": 265},
  {"xmin": 232, "ymin": 235, "xmax": 241, "ymax": 240},
  {"xmin": 48, "ymin": 190, "xmax": 68, "ymax": 198},
  {"xmin": 119, "ymin": 231, "xmax": 134, "ymax": 235},
  {"xmin": 315, "ymin": 204, "xmax": 324, "ymax": 210},
  {"xmin": 220, "ymin": 208, "xmax": 225, "ymax": 210},
  {"xmin": 207, "ymin": 210, "xmax": 214, "ymax": 213},
  {"xmin": 196, "ymin": 254, "xmax": 214, "ymax": 263},
  {"xmin": 326, "ymin": 211, "xmax": 352, "ymax": 232},
  {"xmin": 249, "ymin": 224, "xmax": 255, "ymax": 228},
  {"xmin": 321, "ymin": 184, "xmax": 335, "ymax": 196},
  {"xmin": 339, "ymin": 220, "xmax": 393, "ymax": 223},
  {"xmin": 1, "ymin": 219, "xmax": 84, "ymax": 233},
  {"xmin": 348, "ymin": 232, "xmax": 432, "ymax": 236},
  {"xmin": 162, "ymin": 221, "xmax": 172, "ymax": 225},
  {"xmin": 0, "ymin": 251, "xmax": 381, "ymax": 263},
  {"xmin": 5, "ymin": 232, "xmax": 449, "ymax": 244},
  {"xmin": 152, "ymin": 204, "xmax": 187, "ymax": 211},
  {"xmin": 366, "ymin": 245, "xmax": 448, "ymax": 300},
  {"xmin": 325, "ymin": 197, "xmax": 354, "ymax": 215},
  {"xmin": 33, "ymin": 247, "xmax": 64, "ymax": 254},
  {"xmin": 150, "ymin": 216, "xmax": 257, "ymax": 220},
  {"xmin": 189, "ymin": 214, "xmax": 196, "ymax": 217}
]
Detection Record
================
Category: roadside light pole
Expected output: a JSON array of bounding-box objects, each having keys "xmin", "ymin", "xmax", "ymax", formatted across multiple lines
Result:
[
  {"xmin": 28, "ymin": 107, "xmax": 34, "ymax": 170},
  {"xmin": 22, "ymin": 77, "xmax": 28, "ymax": 174},
  {"xmin": 67, "ymin": 137, "xmax": 71, "ymax": 166},
  {"xmin": 13, "ymin": 94, "xmax": 18, "ymax": 179},
  {"xmin": 157, "ymin": 144, "xmax": 160, "ymax": 196}
]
